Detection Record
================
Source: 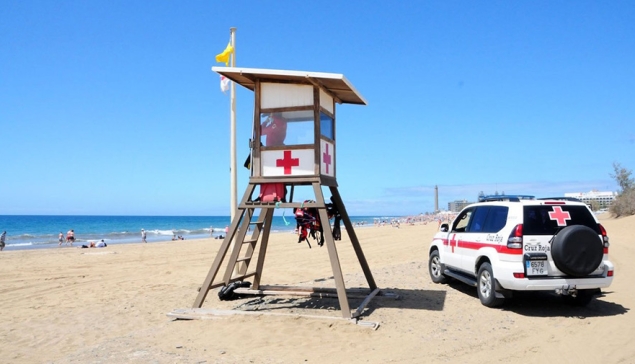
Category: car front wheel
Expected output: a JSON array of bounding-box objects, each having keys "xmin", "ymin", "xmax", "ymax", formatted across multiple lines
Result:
[
  {"xmin": 477, "ymin": 263, "xmax": 505, "ymax": 307},
  {"xmin": 429, "ymin": 250, "xmax": 447, "ymax": 284}
]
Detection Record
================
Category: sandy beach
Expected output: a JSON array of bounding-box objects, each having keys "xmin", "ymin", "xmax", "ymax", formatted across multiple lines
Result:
[{"xmin": 1, "ymin": 213, "xmax": 633, "ymax": 363}]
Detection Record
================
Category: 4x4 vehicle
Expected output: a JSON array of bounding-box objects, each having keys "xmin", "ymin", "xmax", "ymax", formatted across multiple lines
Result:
[{"xmin": 428, "ymin": 195, "xmax": 614, "ymax": 307}]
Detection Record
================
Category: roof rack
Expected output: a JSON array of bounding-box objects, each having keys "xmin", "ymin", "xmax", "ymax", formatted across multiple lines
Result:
[
  {"xmin": 478, "ymin": 195, "xmax": 535, "ymax": 202},
  {"xmin": 537, "ymin": 197, "xmax": 583, "ymax": 202}
]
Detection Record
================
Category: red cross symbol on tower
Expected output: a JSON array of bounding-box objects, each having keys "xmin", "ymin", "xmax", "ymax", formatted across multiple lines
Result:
[
  {"xmin": 322, "ymin": 143, "xmax": 332, "ymax": 174},
  {"xmin": 276, "ymin": 150, "xmax": 299, "ymax": 175},
  {"xmin": 548, "ymin": 206, "xmax": 571, "ymax": 226}
]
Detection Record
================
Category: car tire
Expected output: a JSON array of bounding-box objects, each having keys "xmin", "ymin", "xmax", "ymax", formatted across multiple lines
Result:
[
  {"xmin": 428, "ymin": 250, "xmax": 447, "ymax": 284},
  {"xmin": 562, "ymin": 289, "xmax": 599, "ymax": 307},
  {"xmin": 551, "ymin": 225, "xmax": 604, "ymax": 277},
  {"xmin": 477, "ymin": 263, "xmax": 505, "ymax": 307}
]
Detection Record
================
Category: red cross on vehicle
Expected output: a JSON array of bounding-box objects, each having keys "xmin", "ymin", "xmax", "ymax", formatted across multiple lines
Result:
[
  {"xmin": 449, "ymin": 233, "xmax": 457, "ymax": 253},
  {"xmin": 548, "ymin": 206, "xmax": 571, "ymax": 226},
  {"xmin": 276, "ymin": 150, "xmax": 300, "ymax": 175}
]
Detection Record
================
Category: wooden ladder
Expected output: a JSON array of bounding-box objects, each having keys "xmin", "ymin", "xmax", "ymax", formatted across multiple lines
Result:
[{"xmin": 192, "ymin": 183, "xmax": 277, "ymax": 307}]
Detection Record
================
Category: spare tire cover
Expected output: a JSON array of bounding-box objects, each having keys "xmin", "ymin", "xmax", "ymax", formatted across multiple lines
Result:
[{"xmin": 551, "ymin": 225, "xmax": 603, "ymax": 277}]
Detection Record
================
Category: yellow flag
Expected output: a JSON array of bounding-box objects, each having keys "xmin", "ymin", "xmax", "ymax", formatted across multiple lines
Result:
[{"xmin": 215, "ymin": 42, "xmax": 234, "ymax": 66}]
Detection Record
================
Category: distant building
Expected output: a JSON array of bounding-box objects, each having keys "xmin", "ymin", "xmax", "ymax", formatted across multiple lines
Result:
[
  {"xmin": 564, "ymin": 190, "xmax": 617, "ymax": 209},
  {"xmin": 448, "ymin": 199, "xmax": 473, "ymax": 212}
]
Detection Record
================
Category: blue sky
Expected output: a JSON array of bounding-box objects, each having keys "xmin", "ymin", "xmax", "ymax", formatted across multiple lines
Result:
[{"xmin": 1, "ymin": 1, "xmax": 633, "ymax": 216}]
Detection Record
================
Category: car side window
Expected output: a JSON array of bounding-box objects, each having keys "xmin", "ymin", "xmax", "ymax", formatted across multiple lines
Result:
[
  {"xmin": 452, "ymin": 208, "xmax": 473, "ymax": 232},
  {"xmin": 482, "ymin": 206, "xmax": 509, "ymax": 233},
  {"xmin": 467, "ymin": 207, "xmax": 489, "ymax": 232}
]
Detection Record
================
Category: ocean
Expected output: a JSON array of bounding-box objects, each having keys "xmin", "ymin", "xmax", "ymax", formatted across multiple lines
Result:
[{"xmin": 0, "ymin": 215, "xmax": 388, "ymax": 251}]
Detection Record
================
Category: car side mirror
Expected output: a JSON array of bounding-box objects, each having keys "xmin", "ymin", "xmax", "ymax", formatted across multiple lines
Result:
[{"xmin": 440, "ymin": 223, "xmax": 449, "ymax": 232}]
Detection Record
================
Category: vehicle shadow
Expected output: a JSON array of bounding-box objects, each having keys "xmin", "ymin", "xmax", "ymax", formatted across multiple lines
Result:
[
  {"xmin": 229, "ymin": 281, "xmax": 627, "ymax": 319},
  {"xmin": 445, "ymin": 280, "xmax": 628, "ymax": 318},
  {"xmin": 502, "ymin": 290, "xmax": 629, "ymax": 318},
  {"xmin": 364, "ymin": 288, "xmax": 447, "ymax": 314}
]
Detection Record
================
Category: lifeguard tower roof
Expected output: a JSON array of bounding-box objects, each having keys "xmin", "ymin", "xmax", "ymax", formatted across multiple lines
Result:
[{"xmin": 212, "ymin": 66, "xmax": 367, "ymax": 106}]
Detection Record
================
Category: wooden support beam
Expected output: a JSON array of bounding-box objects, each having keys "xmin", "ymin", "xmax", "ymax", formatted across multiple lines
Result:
[
  {"xmin": 313, "ymin": 182, "xmax": 351, "ymax": 318},
  {"xmin": 251, "ymin": 207, "xmax": 274, "ymax": 289},
  {"xmin": 330, "ymin": 186, "xmax": 377, "ymax": 290}
]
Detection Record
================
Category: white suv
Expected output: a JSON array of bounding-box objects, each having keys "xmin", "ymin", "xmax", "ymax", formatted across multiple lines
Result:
[{"xmin": 428, "ymin": 195, "xmax": 614, "ymax": 307}]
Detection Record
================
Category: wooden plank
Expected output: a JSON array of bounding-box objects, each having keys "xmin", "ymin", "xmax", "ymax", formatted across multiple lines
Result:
[
  {"xmin": 167, "ymin": 308, "xmax": 379, "ymax": 330},
  {"xmin": 260, "ymin": 105, "xmax": 314, "ymax": 114},
  {"xmin": 248, "ymin": 176, "xmax": 320, "ymax": 184},
  {"xmin": 233, "ymin": 288, "xmax": 371, "ymax": 299},
  {"xmin": 313, "ymin": 86, "xmax": 321, "ymax": 176},
  {"xmin": 234, "ymin": 288, "xmax": 338, "ymax": 298},
  {"xmin": 254, "ymin": 285, "xmax": 371, "ymax": 295},
  {"xmin": 240, "ymin": 201, "xmax": 323, "ymax": 209},
  {"xmin": 331, "ymin": 98, "xmax": 336, "ymax": 177},
  {"xmin": 261, "ymin": 144, "xmax": 314, "ymax": 151},
  {"xmin": 253, "ymin": 80, "xmax": 262, "ymax": 177}
]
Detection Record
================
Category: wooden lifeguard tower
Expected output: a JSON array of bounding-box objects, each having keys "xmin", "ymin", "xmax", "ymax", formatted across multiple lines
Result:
[{"xmin": 191, "ymin": 67, "xmax": 380, "ymax": 320}]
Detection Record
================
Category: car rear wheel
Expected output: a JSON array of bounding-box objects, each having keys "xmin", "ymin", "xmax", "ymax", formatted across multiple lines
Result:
[
  {"xmin": 477, "ymin": 263, "xmax": 505, "ymax": 307},
  {"xmin": 429, "ymin": 250, "xmax": 447, "ymax": 284}
]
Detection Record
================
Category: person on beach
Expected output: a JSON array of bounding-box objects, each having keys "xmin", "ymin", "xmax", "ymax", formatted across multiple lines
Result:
[
  {"xmin": 88, "ymin": 240, "xmax": 107, "ymax": 248},
  {"xmin": 58, "ymin": 232, "xmax": 64, "ymax": 246},
  {"xmin": 0, "ymin": 231, "xmax": 6, "ymax": 251},
  {"xmin": 141, "ymin": 229, "xmax": 147, "ymax": 243},
  {"xmin": 210, "ymin": 226, "xmax": 214, "ymax": 237},
  {"xmin": 66, "ymin": 230, "xmax": 75, "ymax": 246},
  {"xmin": 261, "ymin": 112, "xmax": 287, "ymax": 147}
]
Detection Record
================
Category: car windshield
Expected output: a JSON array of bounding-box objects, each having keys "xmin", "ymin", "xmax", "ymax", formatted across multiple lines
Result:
[{"xmin": 523, "ymin": 205, "xmax": 599, "ymax": 235}]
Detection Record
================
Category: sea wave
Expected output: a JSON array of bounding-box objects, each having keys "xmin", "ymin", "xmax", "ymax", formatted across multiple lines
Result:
[
  {"xmin": 7, "ymin": 242, "xmax": 34, "ymax": 247},
  {"xmin": 148, "ymin": 229, "xmax": 176, "ymax": 236}
]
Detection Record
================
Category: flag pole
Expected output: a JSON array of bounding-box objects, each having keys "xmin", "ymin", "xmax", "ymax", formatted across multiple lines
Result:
[{"xmin": 229, "ymin": 27, "xmax": 237, "ymax": 223}]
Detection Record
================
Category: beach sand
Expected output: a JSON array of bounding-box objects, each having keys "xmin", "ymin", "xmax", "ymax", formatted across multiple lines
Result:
[{"xmin": 1, "ymin": 214, "xmax": 633, "ymax": 363}]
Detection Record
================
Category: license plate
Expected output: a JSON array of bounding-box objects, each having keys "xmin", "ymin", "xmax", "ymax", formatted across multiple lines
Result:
[{"xmin": 526, "ymin": 260, "xmax": 548, "ymax": 276}]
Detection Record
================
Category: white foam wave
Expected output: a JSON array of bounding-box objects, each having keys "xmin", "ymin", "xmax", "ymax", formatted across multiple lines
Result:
[
  {"xmin": 8, "ymin": 242, "xmax": 33, "ymax": 247},
  {"xmin": 150, "ymin": 229, "xmax": 175, "ymax": 236}
]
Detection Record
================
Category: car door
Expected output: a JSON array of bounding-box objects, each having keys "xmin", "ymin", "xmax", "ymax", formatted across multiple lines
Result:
[
  {"xmin": 446, "ymin": 207, "xmax": 475, "ymax": 271},
  {"xmin": 459, "ymin": 206, "xmax": 490, "ymax": 273}
]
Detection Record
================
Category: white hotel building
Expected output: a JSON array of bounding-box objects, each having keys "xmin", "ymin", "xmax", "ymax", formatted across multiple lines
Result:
[{"xmin": 564, "ymin": 190, "xmax": 617, "ymax": 209}]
